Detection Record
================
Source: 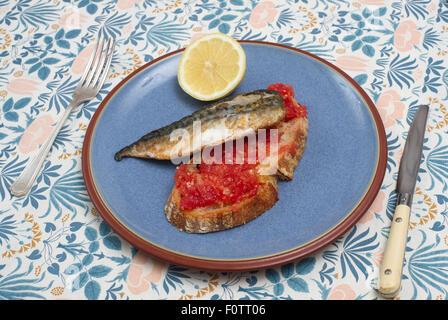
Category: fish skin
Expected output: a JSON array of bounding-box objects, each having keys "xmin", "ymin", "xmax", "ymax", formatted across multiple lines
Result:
[{"xmin": 114, "ymin": 90, "xmax": 285, "ymax": 161}]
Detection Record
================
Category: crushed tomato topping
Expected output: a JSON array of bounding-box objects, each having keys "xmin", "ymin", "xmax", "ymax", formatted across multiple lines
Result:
[
  {"xmin": 175, "ymin": 140, "xmax": 266, "ymax": 210},
  {"xmin": 174, "ymin": 162, "xmax": 260, "ymax": 211},
  {"xmin": 267, "ymin": 83, "xmax": 308, "ymax": 120}
]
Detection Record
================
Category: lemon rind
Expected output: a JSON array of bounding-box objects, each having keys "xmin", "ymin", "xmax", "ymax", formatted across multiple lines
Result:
[{"xmin": 178, "ymin": 33, "xmax": 246, "ymax": 101}]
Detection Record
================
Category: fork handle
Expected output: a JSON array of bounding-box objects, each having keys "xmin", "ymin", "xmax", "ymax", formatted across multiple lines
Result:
[{"xmin": 10, "ymin": 100, "xmax": 81, "ymax": 197}]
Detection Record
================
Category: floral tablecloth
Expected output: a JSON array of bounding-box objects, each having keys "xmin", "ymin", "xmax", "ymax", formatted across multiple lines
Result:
[{"xmin": 1, "ymin": 0, "xmax": 448, "ymax": 300}]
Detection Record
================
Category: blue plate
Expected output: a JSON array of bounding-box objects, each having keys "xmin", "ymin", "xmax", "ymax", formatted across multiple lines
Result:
[{"xmin": 83, "ymin": 41, "xmax": 386, "ymax": 271}]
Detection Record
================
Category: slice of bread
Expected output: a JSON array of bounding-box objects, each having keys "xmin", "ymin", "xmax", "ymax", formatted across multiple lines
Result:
[
  {"xmin": 276, "ymin": 117, "xmax": 309, "ymax": 180},
  {"xmin": 165, "ymin": 172, "xmax": 278, "ymax": 233},
  {"xmin": 164, "ymin": 116, "xmax": 308, "ymax": 234}
]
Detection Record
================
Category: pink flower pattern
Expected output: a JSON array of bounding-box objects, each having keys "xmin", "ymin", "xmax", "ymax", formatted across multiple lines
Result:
[
  {"xmin": 71, "ymin": 43, "xmax": 95, "ymax": 75},
  {"xmin": 394, "ymin": 20, "xmax": 422, "ymax": 52},
  {"xmin": 328, "ymin": 284, "xmax": 357, "ymax": 300},
  {"xmin": 7, "ymin": 78, "xmax": 42, "ymax": 96},
  {"xmin": 376, "ymin": 90, "xmax": 405, "ymax": 128},
  {"xmin": 117, "ymin": 0, "xmax": 142, "ymax": 10},
  {"xmin": 18, "ymin": 114, "xmax": 54, "ymax": 154},
  {"xmin": 126, "ymin": 251, "xmax": 166, "ymax": 295},
  {"xmin": 335, "ymin": 55, "xmax": 370, "ymax": 72},
  {"xmin": 249, "ymin": 2, "xmax": 278, "ymax": 29}
]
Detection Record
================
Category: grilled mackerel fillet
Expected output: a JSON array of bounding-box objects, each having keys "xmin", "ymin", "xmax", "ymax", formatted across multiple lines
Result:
[{"xmin": 114, "ymin": 90, "xmax": 285, "ymax": 161}]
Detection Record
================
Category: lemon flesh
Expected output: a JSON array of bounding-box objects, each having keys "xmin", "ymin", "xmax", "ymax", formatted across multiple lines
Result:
[{"xmin": 178, "ymin": 33, "xmax": 246, "ymax": 101}]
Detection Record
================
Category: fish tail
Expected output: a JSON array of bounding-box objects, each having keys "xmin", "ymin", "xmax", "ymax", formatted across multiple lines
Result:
[{"xmin": 114, "ymin": 146, "xmax": 131, "ymax": 161}]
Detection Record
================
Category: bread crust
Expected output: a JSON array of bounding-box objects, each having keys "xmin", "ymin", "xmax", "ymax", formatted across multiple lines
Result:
[
  {"xmin": 165, "ymin": 175, "xmax": 278, "ymax": 233},
  {"xmin": 276, "ymin": 117, "xmax": 309, "ymax": 180}
]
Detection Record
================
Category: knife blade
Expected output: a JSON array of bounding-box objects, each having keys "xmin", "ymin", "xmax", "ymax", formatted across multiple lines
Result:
[{"xmin": 378, "ymin": 105, "xmax": 429, "ymax": 298}]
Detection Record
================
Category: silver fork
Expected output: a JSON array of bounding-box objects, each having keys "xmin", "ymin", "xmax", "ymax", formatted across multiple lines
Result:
[{"xmin": 10, "ymin": 35, "xmax": 116, "ymax": 197}]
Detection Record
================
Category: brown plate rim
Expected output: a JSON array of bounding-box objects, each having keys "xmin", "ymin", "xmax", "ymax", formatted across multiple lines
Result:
[{"xmin": 82, "ymin": 40, "xmax": 387, "ymax": 272}]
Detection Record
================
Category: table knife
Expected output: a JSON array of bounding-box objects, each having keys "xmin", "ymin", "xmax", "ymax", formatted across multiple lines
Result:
[{"xmin": 378, "ymin": 105, "xmax": 429, "ymax": 298}]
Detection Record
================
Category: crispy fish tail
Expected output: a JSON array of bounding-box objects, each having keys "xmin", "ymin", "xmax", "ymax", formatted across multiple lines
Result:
[{"xmin": 114, "ymin": 146, "xmax": 131, "ymax": 161}]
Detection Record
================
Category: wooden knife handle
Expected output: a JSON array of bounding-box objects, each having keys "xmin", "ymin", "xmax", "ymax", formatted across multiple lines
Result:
[{"xmin": 378, "ymin": 204, "xmax": 411, "ymax": 298}]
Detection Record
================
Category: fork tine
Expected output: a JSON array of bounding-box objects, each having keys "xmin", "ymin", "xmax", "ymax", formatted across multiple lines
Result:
[
  {"xmin": 91, "ymin": 38, "xmax": 113, "ymax": 89},
  {"xmin": 78, "ymin": 35, "xmax": 103, "ymax": 88},
  {"xmin": 84, "ymin": 35, "xmax": 106, "ymax": 87},
  {"xmin": 94, "ymin": 38, "xmax": 116, "ymax": 90}
]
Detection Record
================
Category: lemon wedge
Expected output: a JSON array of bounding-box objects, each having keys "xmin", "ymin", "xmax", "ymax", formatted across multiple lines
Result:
[{"xmin": 178, "ymin": 33, "xmax": 246, "ymax": 101}]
